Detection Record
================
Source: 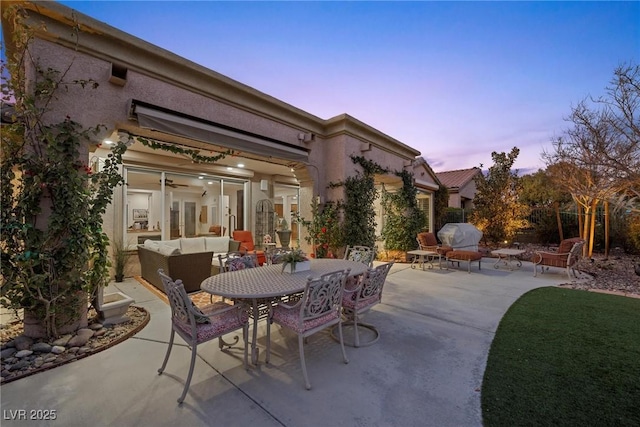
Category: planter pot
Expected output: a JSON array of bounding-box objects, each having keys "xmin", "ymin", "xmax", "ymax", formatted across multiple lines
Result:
[
  {"xmin": 97, "ymin": 292, "xmax": 135, "ymax": 325},
  {"xmin": 282, "ymin": 260, "xmax": 311, "ymax": 274},
  {"xmin": 115, "ymin": 274, "xmax": 124, "ymax": 283},
  {"xmin": 276, "ymin": 230, "xmax": 292, "ymax": 248}
]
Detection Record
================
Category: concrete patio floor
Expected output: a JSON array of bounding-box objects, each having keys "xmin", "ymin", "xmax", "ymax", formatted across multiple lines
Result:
[{"xmin": 0, "ymin": 259, "xmax": 577, "ymax": 426}]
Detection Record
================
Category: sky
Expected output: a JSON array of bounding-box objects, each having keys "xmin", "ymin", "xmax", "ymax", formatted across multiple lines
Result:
[{"xmin": 57, "ymin": 1, "xmax": 639, "ymax": 174}]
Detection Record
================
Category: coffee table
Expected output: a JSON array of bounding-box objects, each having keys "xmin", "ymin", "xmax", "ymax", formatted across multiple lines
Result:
[
  {"xmin": 491, "ymin": 248, "xmax": 526, "ymax": 271},
  {"xmin": 407, "ymin": 249, "xmax": 443, "ymax": 270}
]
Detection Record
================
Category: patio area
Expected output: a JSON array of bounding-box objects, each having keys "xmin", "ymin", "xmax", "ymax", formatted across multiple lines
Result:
[{"xmin": 0, "ymin": 260, "xmax": 577, "ymax": 426}]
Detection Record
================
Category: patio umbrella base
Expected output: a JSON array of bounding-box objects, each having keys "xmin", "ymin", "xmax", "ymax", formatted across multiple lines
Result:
[{"xmin": 331, "ymin": 321, "xmax": 380, "ymax": 348}]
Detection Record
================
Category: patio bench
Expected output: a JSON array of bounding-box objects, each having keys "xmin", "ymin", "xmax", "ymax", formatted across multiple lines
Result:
[{"xmin": 446, "ymin": 250, "xmax": 482, "ymax": 273}]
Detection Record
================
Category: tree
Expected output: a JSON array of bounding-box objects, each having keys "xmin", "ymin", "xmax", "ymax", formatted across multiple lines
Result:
[
  {"xmin": 470, "ymin": 147, "xmax": 529, "ymax": 245},
  {"xmin": 433, "ymin": 184, "xmax": 450, "ymax": 231},
  {"xmin": 520, "ymin": 168, "xmax": 573, "ymax": 242},
  {"xmin": 543, "ymin": 63, "xmax": 639, "ymax": 256}
]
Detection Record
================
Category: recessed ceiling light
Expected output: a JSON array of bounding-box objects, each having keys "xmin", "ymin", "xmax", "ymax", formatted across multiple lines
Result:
[
  {"xmin": 198, "ymin": 176, "xmax": 203, "ymax": 180},
  {"xmin": 226, "ymin": 167, "xmax": 233, "ymax": 171},
  {"xmin": 208, "ymin": 181, "xmax": 213, "ymax": 185},
  {"xmin": 237, "ymin": 163, "xmax": 244, "ymax": 168}
]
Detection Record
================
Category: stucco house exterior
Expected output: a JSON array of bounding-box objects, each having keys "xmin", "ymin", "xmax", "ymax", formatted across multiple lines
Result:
[
  {"xmin": 2, "ymin": 1, "xmax": 441, "ymax": 267},
  {"xmin": 435, "ymin": 167, "xmax": 481, "ymax": 209}
]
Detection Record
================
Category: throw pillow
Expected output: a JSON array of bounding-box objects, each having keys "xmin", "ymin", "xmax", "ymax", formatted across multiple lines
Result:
[{"xmin": 190, "ymin": 301, "xmax": 211, "ymax": 324}]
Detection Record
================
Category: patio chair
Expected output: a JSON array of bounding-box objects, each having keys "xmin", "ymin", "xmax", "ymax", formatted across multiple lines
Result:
[
  {"xmin": 266, "ymin": 246, "xmax": 291, "ymax": 265},
  {"xmin": 336, "ymin": 262, "xmax": 394, "ymax": 347},
  {"xmin": 533, "ymin": 237, "xmax": 585, "ymax": 279},
  {"xmin": 265, "ymin": 269, "xmax": 351, "ymax": 390},
  {"xmin": 416, "ymin": 232, "xmax": 452, "ymax": 255},
  {"xmin": 343, "ymin": 245, "xmax": 377, "ymax": 267},
  {"xmin": 218, "ymin": 252, "xmax": 257, "ymax": 272},
  {"xmin": 232, "ymin": 230, "xmax": 266, "ymax": 265},
  {"xmin": 208, "ymin": 225, "xmax": 226, "ymax": 236},
  {"xmin": 156, "ymin": 269, "xmax": 249, "ymax": 404}
]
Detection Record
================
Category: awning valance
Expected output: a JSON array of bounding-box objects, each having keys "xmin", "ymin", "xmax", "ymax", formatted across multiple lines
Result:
[{"xmin": 130, "ymin": 101, "xmax": 309, "ymax": 162}]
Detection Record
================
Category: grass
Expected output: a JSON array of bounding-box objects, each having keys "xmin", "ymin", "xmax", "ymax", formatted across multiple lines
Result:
[{"xmin": 482, "ymin": 287, "xmax": 640, "ymax": 427}]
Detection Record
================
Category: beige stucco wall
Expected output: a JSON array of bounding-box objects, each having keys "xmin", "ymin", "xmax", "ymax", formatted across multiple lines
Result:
[{"xmin": 7, "ymin": 1, "xmax": 425, "ymax": 257}]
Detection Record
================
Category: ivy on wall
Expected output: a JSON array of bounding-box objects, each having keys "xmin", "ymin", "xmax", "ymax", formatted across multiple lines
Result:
[
  {"xmin": 337, "ymin": 156, "xmax": 384, "ymax": 249},
  {"xmin": 381, "ymin": 170, "xmax": 427, "ymax": 252},
  {"xmin": 138, "ymin": 137, "xmax": 233, "ymax": 164}
]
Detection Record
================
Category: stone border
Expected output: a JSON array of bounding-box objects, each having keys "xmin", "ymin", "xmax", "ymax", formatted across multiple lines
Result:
[{"xmin": 1, "ymin": 306, "xmax": 150, "ymax": 385}]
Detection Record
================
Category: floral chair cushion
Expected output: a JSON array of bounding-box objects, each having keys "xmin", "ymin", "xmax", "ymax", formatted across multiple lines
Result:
[
  {"xmin": 174, "ymin": 301, "xmax": 248, "ymax": 342},
  {"xmin": 271, "ymin": 305, "xmax": 339, "ymax": 334}
]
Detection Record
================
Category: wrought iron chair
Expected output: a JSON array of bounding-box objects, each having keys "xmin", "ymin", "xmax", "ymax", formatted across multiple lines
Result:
[
  {"xmin": 266, "ymin": 246, "xmax": 291, "ymax": 265},
  {"xmin": 343, "ymin": 245, "xmax": 376, "ymax": 267},
  {"xmin": 157, "ymin": 269, "xmax": 249, "ymax": 404},
  {"xmin": 533, "ymin": 238, "xmax": 585, "ymax": 278},
  {"xmin": 232, "ymin": 230, "xmax": 266, "ymax": 265},
  {"xmin": 218, "ymin": 252, "xmax": 257, "ymax": 272},
  {"xmin": 416, "ymin": 232, "xmax": 452, "ymax": 255},
  {"xmin": 265, "ymin": 269, "xmax": 351, "ymax": 390},
  {"xmin": 334, "ymin": 262, "xmax": 394, "ymax": 347}
]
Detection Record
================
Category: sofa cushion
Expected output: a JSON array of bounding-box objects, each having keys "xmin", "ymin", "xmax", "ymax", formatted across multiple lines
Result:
[
  {"xmin": 180, "ymin": 237, "xmax": 206, "ymax": 254},
  {"xmin": 144, "ymin": 239, "xmax": 160, "ymax": 251},
  {"xmin": 163, "ymin": 239, "xmax": 182, "ymax": 249},
  {"xmin": 158, "ymin": 244, "xmax": 181, "ymax": 256},
  {"xmin": 205, "ymin": 236, "xmax": 230, "ymax": 253}
]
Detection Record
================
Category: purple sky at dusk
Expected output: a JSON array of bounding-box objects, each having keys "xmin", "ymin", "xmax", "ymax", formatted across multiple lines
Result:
[{"xmin": 58, "ymin": 1, "xmax": 639, "ymax": 174}]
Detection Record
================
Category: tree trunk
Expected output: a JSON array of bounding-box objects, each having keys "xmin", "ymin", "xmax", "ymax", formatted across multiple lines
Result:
[
  {"xmin": 588, "ymin": 199, "xmax": 597, "ymax": 257},
  {"xmin": 23, "ymin": 292, "xmax": 89, "ymax": 339},
  {"xmin": 604, "ymin": 200, "xmax": 610, "ymax": 258},
  {"xmin": 582, "ymin": 205, "xmax": 591, "ymax": 257},
  {"xmin": 554, "ymin": 201, "xmax": 564, "ymax": 241},
  {"xmin": 577, "ymin": 203, "xmax": 584, "ymax": 239}
]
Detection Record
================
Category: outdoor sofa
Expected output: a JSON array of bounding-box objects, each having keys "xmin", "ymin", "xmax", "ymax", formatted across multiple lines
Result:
[{"xmin": 138, "ymin": 236, "xmax": 240, "ymax": 293}]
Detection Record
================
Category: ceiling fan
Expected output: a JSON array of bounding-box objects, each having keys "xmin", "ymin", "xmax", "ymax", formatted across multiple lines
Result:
[{"xmin": 160, "ymin": 179, "xmax": 189, "ymax": 188}]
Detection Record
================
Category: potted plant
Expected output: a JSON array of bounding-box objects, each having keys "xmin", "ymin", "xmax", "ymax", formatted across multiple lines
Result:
[
  {"xmin": 276, "ymin": 218, "xmax": 292, "ymax": 249},
  {"xmin": 112, "ymin": 239, "xmax": 131, "ymax": 282},
  {"xmin": 281, "ymin": 248, "xmax": 310, "ymax": 273}
]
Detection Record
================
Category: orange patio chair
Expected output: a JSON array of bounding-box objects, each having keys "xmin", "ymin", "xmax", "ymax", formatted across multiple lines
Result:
[
  {"xmin": 532, "ymin": 237, "xmax": 585, "ymax": 279},
  {"xmin": 232, "ymin": 230, "xmax": 266, "ymax": 265}
]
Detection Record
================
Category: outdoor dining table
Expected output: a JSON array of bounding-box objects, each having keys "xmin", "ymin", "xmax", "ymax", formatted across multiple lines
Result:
[{"xmin": 200, "ymin": 258, "xmax": 369, "ymax": 364}]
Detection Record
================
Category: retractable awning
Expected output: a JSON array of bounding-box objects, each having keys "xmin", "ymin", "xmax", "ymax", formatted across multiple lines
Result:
[{"xmin": 129, "ymin": 100, "xmax": 309, "ymax": 162}]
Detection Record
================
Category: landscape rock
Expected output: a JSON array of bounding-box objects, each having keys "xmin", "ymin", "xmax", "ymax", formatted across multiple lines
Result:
[
  {"xmin": 13, "ymin": 335, "xmax": 33, "ymax": 351},
  {"xmin": 52, "ymin": 335, "xmax": 72, "ymax": 347},
  {"xmin": 15, "ymin": 350, "xmax": 33, "ymax": 358},
  {"xmin": 32, "ymin": 342, "xmax": 52, "ymax": 353},
  {"xmin": 1, "ymin": 348, "xmax": 17, "ymax": 359},
  {"xmin": 50, "ymin": 346, "xmax": 65, "ymax": 355},
  {"xmin": 66, "ymin": 329, "xmax": 94, "ymax": 347}
]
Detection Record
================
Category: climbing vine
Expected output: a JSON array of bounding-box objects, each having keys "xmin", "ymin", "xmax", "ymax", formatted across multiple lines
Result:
[
  {"xmin": 381, "ymin": 170, "xmax": 427, "ymax": 252},
  {"xmin": 339, "ymin": 156, "xmax": 381, "ymax": 248},
  {"xmin": 0, "ymin": 5, "xmax": 127, "ymax": 337},
  {"xmin": 138, "ymin": 137, "xmax": 233, "ymax": 164}
]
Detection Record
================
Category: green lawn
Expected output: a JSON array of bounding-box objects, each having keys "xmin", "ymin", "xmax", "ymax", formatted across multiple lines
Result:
[{"xmin": 482, "ymin": 287, "xmax": 640, "ymax": 427}]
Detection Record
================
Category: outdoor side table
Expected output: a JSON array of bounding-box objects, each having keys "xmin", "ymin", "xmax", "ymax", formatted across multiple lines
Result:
[
  {"xmin": 491, "ymin": 249, "xmax": 526, "ymax": 271},
  {"xmin": 407, "ymin": 249, "xmax": 443, "ymax": 270}
]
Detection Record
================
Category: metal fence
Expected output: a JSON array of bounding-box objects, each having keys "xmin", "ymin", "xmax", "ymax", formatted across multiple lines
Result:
[{"xmin": 437, "ymin": 206, "xmax": 634, "ymax": 249}]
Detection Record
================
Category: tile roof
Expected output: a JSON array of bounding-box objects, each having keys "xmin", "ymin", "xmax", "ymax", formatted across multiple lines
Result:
[{"xmin": 435, "ymin": 168, "xmax": 481, "ymax": 189}]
